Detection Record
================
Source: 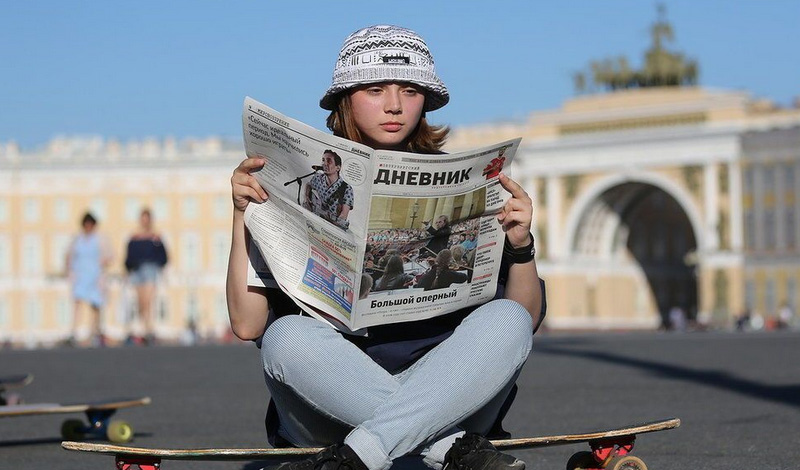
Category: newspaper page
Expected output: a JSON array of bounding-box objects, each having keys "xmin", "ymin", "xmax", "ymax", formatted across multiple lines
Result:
[{"xmin": 241, "ymin": 97, "xmax": 521, "ymax": 331}]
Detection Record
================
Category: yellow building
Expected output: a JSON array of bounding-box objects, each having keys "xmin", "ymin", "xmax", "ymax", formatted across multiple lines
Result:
[
  {"xmin": 0, "ymin": 137, "xmax": 242, "ymax": 346},
  {"xmin": 1, "ymin": 87, "xmax": 798, "ymax": 346},
  {"xmin": 448, "ymin": 87, "xmax": 800, "ymax": 329}
]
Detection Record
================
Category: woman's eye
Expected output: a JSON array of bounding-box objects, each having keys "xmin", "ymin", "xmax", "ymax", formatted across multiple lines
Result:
[
  {"xmin": 367, "ymin": 88, "xmax": 383, "ymax": 94},
  {"xmin": 402, "ymin": 88, "xmax": 419, "ymax": 95}
]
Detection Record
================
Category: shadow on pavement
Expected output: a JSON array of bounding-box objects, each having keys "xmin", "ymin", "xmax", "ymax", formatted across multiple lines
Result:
[{"xmin": 538, "ymin": 345, "xmax": 800, "ymax": 409}]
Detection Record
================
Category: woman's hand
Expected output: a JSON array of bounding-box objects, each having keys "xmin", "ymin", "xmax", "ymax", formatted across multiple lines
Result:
[
  {"xmin": 496, "ymin": 173, "xmax": 533, "ymax": 248},
  {"xmin": 231, "ymin": 158, "xmax": 269, "ymax": 212}
]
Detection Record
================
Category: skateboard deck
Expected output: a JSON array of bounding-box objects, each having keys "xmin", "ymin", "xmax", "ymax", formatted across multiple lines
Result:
[
  {"xmin": 2, "ymin": 396, "xmax": 150, "ymax": 444},
  {"xmin": 62, "ymin": 417, "xmax": 679, "ymax": 470},
  {"xmin": 0, "ymin": 374, "xmax": 33, "ymax": 405}
]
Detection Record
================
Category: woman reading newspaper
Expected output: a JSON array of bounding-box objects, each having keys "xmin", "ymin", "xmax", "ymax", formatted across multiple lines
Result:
[{"xmin": 227, "ymin": 25, "xmax": 545, "ymax": 470}]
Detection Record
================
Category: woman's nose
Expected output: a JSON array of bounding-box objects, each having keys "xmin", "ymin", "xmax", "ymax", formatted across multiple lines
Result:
[{"xmin": 384, "ymin": 89, "xmax": 402, "ymax": 113}]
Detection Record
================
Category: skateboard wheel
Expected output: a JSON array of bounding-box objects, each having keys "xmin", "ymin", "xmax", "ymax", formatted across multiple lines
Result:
[
  {"xmin": 605, "ymin": 455, "xmax": 647, "ymax": 470},
  {"xmin": 106, "ymin": 420, "xmax": 134, "ymax": 443},
  {"xmin": 566, "ymin": 451, "xmax": 597, "ymax": 470},
  {"xmin": 61, "ymin": 419, "xmax": 86, "ymax": 441}
]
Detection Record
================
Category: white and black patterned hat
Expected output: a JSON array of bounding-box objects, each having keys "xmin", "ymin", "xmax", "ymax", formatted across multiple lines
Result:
[{"xmin": 320, "ymin": 25, "xmax": 449, "ymax": 112}]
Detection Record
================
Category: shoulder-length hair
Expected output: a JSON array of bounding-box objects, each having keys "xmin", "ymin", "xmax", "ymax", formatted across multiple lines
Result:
[{"xmin": 326, "ymin": 94, "xmax": 450, "ymax": 154}]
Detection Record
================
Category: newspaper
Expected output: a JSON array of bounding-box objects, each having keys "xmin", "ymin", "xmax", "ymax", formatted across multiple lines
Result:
[{"xmin": 242, "ymin": 96, "xmax": 521, "ymax": 332}]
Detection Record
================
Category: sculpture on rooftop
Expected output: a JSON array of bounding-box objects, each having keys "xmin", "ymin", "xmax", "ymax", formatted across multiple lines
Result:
[{"xmin": 574, "ymin": 5, "xmax": 699, "ymax": 93}]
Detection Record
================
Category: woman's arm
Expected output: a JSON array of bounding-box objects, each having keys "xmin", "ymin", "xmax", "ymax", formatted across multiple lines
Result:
[
  {"xmin": 496, "ymin": 173, "xmax": 543, "ymax": 325},
  {"xmin": 226, "ymin": 157, "xmax": 272, "ymax": 340}
]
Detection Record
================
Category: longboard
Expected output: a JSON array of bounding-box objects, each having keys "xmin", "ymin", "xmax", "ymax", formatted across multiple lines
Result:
[
  {"xmin": 0, "ymin": 373, "xmax": 34, "ymax": 405},
  {"xmin": 2, "ymin": 396, "xmax": 151, "ymax": 443},
  {"xmin": 62, "ymin": 417, "xmax": 679, "ymax": 470}
]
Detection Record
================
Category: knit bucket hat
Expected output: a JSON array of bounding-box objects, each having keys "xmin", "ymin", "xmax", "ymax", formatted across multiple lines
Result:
[{"xmin": 320, "ymin": 25, "xmax": 449, "ymax": 112}]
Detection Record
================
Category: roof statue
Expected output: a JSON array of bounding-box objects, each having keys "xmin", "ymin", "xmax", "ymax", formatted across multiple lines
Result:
[{"xmin": 574, "ymin": 4, "xmax": 699, "ymax": 93}]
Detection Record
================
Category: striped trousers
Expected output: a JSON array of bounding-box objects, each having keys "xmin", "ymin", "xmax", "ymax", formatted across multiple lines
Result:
[{"xmin": 261, "ymin": 299, "xmax": 533, "ymax": 470}]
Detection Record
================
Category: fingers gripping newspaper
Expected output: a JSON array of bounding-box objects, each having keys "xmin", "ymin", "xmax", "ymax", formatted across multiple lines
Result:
[{"xmin": 243, "ymin": 97, "xmax": 521, "ymax": 333}]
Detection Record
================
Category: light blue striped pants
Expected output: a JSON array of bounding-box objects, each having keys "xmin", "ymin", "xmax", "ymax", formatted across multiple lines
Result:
[{"xmin": 261, "ymin": 299, "xmax": 534, "ymax": 470}]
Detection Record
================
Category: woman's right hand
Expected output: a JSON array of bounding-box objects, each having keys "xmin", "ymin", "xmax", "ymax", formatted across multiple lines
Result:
[{"xmin": 231, "ymin": 157, "xmax": 269, "ymax": 213}]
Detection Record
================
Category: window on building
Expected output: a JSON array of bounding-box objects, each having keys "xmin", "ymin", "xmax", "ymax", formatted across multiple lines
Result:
[
  {"xmin": 24, "ymin": 198, "xmax": 41, "ymax": 223},
  {"xmin": 0, "ymin": 235, "xmax": 9, "ymax": 275},
  {"xmin": 90, "ymin": 198, "xmax": 107, "ymax": 222},
  {"xmin": 181, "ymin": 232, "xmax": 201, "ymax": 271},
  {"xmin": 182, "ymin": 196, "xmax": 199, "ymax": 220},
  {"xmin": 126, "ymin": 197, "xmax": 141, "ymax": 222},
  {"xmin": 0, "ymin": 299, "xmax": 7, "ymax": 329},
  {"xmin": 744, "ymin": 212, "xmax": 756, "ymax": 250},
  {"xmin": 212, "ymin": 231, "xmax": 229, "ymax": 271},
  {"xmin": 745, "ymin": 278, "xmax": 756, "ymax": 311},
  {"xmin": 764, "ymin": 210, "xmax": 776, "ymax": 250},
  {"xmin": 215, "ymin": 292, "xmax": 228, "ymax": 326},
  {"xmin": 0, "ymin": 198, "xmax": 8, "ymax": 223},
  {"xmin": 186, "ymin": 291, "xmax": 199, "ymax": 325},
  {"xmin": 25, "ymin": 297, "xmax": 42, "ymax": 328},
  {"xmin": 54, "ymin": 198, "xmax": 70, "ymax": 223},
  {"xmin": 50, "ymin": 234, "xmax": 71, "ymax": 273},
  {"xmin": 766, "ymin": 277, "xmax": 776, "ymax": 316},
  {"xmin": 214, "ymin": 195, "xmax": 228, "ymax": 220},
  {"xmin": 57, "ymin": 297, "xmax": 71, "ymax": 327},
  {"xmin": 787, "ymin": 277, "xmax": 797, "ymax": 310},
  {"xmin": 22, "ymin": 234, "xmax": 42, "ymax": 275},
  {"xmin": 154, "ymin": 197, "xmax": 169, "ymax": 221}
]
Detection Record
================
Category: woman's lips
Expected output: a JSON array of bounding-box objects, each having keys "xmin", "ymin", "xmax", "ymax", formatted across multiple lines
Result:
[{"xmin": 380, "ymin": 122, "xmax": 402, "ymax": 132}]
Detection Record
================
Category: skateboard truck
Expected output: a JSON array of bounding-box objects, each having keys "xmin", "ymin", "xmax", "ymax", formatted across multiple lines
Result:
[
  {"xmin": 567, "ymin": 435, "xmax": 646, "ymax": 470},
  {"xmin": 116, "ymin": 455, "xmax": 161, "ymax": 470}
]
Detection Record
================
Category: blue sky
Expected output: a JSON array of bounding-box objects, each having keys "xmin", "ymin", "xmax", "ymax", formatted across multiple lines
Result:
[{"xmin": 2, "ymin": 0, "xmax": 798, "ymax": 150}]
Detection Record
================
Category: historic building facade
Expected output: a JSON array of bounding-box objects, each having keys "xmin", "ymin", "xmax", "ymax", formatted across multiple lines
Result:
[
  {"xmin": 1, "ymin": 86, "xmax": 798, "ymax": 346},
  {"xmin": 0, "ymin": 137, "xmax": 242, "ymax": 346},
  {"xmin": 448, "ymin": 87, "xmax": 800, "ymax": 329}
]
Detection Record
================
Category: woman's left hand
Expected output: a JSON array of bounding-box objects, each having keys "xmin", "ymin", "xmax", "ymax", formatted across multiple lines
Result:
[{"xmin": 497, "ymin": 173, "xmax": 533, "ymax": 248}]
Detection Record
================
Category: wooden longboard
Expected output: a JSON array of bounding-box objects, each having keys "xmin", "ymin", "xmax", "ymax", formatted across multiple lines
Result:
[
  {"xmin": 0, "ymin": 374, "xmax": 34, "ymax": 391},
  {"xmin": 62, "ymin": 418, "xmax": 680, "ymax": 469},
  {"xmin": 2, "ymin": 397, "xmax": 151, "ymax": 444},
  {"xmin": 0, "ymin": 396, "xmax": 151, "ymax": 417},
  {"xmin": 0, "ymin": 374, "xmax": 34, "ymax": 405}
]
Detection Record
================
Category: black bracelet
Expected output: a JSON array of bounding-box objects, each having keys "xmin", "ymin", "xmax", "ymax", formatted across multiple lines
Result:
[{"xmin": 503, "ymin": 233, "xmax": 535, "ymax": 264}]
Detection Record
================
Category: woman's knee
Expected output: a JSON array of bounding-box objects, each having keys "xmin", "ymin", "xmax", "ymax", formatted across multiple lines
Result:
[
  {"xmin": 260, "ymin": 315, "xmax": 324, "ymax": 379},
  {"xmin": 470, "ymin": 299, "xmax": 533, "ymax": 352}
]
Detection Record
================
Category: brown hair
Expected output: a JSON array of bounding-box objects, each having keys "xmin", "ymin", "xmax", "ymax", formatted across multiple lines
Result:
[{"xmin": 326, "ymin": 94, "xmax": 449, "ymax": 154}]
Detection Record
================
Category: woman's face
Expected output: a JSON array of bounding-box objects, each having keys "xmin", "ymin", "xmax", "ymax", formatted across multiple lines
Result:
[{"xmin": 349, "ymin": 82, "xmax": 426, "ymax": 150}]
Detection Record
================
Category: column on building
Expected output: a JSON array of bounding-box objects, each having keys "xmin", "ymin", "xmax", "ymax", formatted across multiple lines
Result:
[
  {"xmin": 728, "ymin": 161, "xmax": 744, "ymax": 251},
  {"xmin": 547, "ymin": 175, "xmax": 562, "ymax": 259},
  {"xmin": 704, "ymin": 162, "xmax": 720, "ymax": 250}
]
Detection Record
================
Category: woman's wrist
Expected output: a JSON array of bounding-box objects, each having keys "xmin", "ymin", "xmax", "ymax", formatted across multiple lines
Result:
[{"xmin": 503, "ymin": 233, "xmax": 535, "ymax": 264}]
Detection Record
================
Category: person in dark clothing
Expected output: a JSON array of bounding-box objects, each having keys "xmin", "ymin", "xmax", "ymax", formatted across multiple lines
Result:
[
  {"xmin": 416, "ymin": 249, "xmax": 469, "ymax": 291},
  {"xmin": 423, "ymin": 214, "xmax": 451, "ymax": 256},
  {"xmin": 373, "ymin": 255, "xmax": 414, "ymax": 292},
  {"xmin": 124, "ymin": 208, "xmax": 168, "ymax": 345}
]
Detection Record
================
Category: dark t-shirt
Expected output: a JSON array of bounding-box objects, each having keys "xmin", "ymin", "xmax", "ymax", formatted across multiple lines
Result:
[{"xmin": 263, "ymin": 256, "xmax": 546, "ymax": 374}]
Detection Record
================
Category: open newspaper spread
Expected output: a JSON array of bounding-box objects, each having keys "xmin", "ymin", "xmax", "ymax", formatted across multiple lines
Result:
[{"xmin": 242, "ymin": 97, "xmax": 521, "ymax": 332}]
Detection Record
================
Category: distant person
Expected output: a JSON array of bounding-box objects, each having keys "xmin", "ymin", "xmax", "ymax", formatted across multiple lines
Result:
[
  {"xmin": 65, "ymin": 212, "xmax": 112, "ymax": 347},
  {"xmin": 359, "ymin": 273, "xmax": 374, "ymax": 300},
  {"xmin": 303, "ymin": 149, "xmax": 354, "ymax": 230},
  {"xmin": 777, "ymin": 302, "xmax": 794, "ymax": 329},
  {"xmin": 125, "ymin": 208, "xmax": 168, "ymax": 345},
  {"xmin": 422, "ymin": 214, "xmax": 451, "ymax": 256},
  {"xmin": 668, "ymin": 306, "xmax": 687, "ymax": 332},
  {"xmin": 373, "ymin": 255, "xmax": 414, "ymax": 292},
  {"xmin": 416, "ymin": 249, "xmax": 469, "ymax": 291}
]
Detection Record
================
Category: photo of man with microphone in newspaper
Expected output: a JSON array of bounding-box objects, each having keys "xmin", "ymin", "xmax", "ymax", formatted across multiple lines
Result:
[{"xmin": 303, "ymin": 149, "xmax": 354, "ymax": 230}]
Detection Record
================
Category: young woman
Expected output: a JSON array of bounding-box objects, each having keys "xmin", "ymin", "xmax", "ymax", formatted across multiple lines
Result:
[
  {"xmin": 124, "ymin": 208, "xmax": 168, "ymax": 345},
  {"xmin": 227, "ymin": 25, "xmax": 544, "ymax": 470}
]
